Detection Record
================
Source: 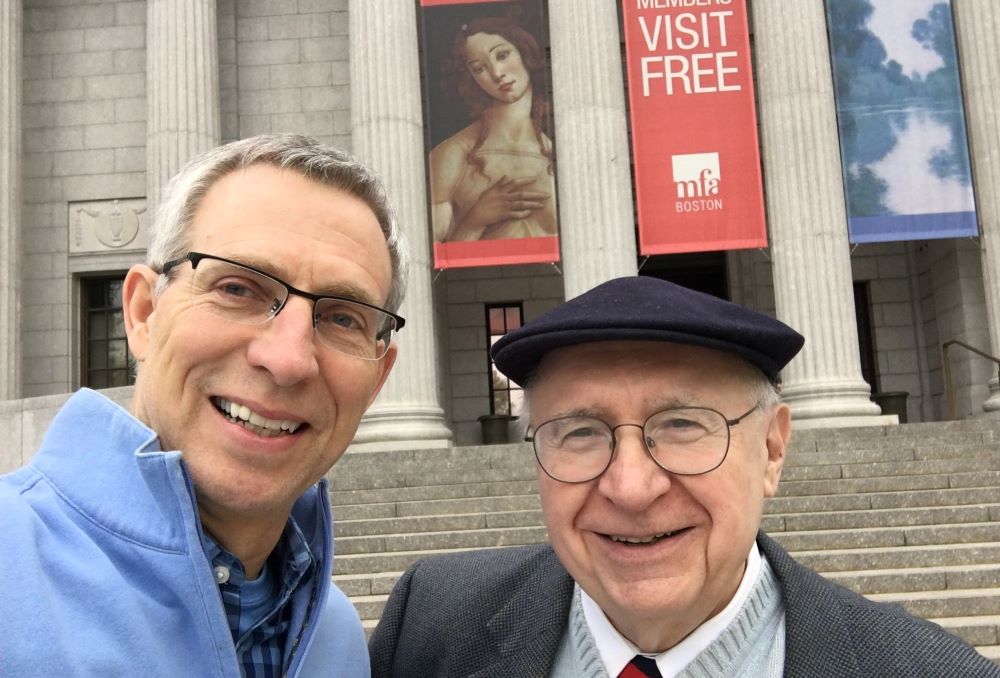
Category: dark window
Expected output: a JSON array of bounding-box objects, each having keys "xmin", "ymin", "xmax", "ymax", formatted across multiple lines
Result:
[
  {"xmin": 82, "ymin": 276, "xmax": 136, "ymax": 389},
  {"xmin": 854, "ymin": 281, "xmax": 879, "ymax": 392},
  {"xmin": 485, "ymin": 303, "xmax": 524, "ymax": 416},
  {"xmin": 640, "ymin": 251, "xmax": 730, "ymax": 300}
]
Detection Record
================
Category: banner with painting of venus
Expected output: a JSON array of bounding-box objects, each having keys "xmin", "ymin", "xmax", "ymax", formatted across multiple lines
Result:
[
  {"xmin": 418, "ymin": 0, "xmax": 560, "ymax": 269},
  {"xmin": 825, "ymin": 0, "xmax": 978, "ymax": 243}
]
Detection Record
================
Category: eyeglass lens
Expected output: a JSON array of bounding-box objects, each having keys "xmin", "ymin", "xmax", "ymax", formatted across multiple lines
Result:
[
  {"xmin": 533, "ymin": 407, "xmax": 732, "ymax": 482},
  {"xmin": 187, "ymin": 257, "xmax": 394, "ymax": 360}
]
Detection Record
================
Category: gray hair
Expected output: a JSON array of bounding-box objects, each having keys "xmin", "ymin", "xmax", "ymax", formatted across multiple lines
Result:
[{"xmin": 146, "ymin": 133, "xmax": 409, "ymax": 313}]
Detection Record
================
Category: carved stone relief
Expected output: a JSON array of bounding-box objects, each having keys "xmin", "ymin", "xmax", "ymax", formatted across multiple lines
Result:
[{"xmin": 69, "ymin": 198, "xmax": 148, "ymax": 254}]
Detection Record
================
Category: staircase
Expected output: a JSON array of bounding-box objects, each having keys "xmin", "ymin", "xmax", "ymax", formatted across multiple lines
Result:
[{"xmin": 329, "ymin": 420, "xmax": 1000, "ymax": 662}]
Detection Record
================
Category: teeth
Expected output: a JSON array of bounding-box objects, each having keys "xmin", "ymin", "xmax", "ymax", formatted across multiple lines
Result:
[
  {"xmin": 214, "ymin": 398, "xmax": 303, "ymax": 435},
  {"xmin": 610, "ymin": 531, "xmax": 675, "ymax": 544}
]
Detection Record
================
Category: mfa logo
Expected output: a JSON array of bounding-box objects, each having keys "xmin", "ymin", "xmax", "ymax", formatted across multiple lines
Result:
[{"xmin": 672, "ymin": 153, "xmax": 720, "ymax": 199}]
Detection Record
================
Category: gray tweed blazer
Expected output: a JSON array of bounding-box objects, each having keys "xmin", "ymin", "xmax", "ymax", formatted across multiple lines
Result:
[{"xmin": 369, "ymin": 532, "xmax": 1000, "ymax": 677}]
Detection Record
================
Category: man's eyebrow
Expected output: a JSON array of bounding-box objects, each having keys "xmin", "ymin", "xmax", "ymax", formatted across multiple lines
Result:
[
  {"xmin": 546, "ymin": 395, "xmax": 715, "ymax": 421},
  {"xmin": 315, "ymin": 282, "xmax": 383, "ymax": 307},
  {"xmin": 544, "ymin": 407, "xmax": 609, "ymax": 421},
  {"xmin": 649, "ymin": 395, "xmax": 700, "ymax": 410}
]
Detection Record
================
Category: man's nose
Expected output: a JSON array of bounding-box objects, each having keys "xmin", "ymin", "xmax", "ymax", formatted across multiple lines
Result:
[
  {"xmin": 597, "ymin": 425, "xmax": 672, "ymax": 511},
  {"xmin": 245, "ymin": 296, "xmax": 321, "ymax": 386}
]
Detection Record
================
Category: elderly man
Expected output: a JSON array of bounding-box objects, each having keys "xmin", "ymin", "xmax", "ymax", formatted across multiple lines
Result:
[
  {"xmin": 369, "ymin": 276, "xmax": 999, "ymax": 677},
  {"xmin": 1, "ymin": 134, "xmax": 406, "ymax": 677}
]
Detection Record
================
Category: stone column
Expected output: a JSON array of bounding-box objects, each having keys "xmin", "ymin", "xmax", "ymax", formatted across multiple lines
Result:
[
  {"xmin": 548, "ymin": 0, "xmax": 637, "ymax": 299},
  {"xmin": 349, "ymin": 0, "xmax": 452, "ymax": 449},
  {"xmin": 146, "ymin": 0, "xmax": 221, "ymax": 213},
  {"xmin": 753, "ymin": 0, "xmax": 887, "ymax": 426},
  {"xmin": 954, "ymin": 0, "xmax": 1000, "ymax": 413},
  {"xmin": 0, "ymin": 0, "xmax": 21, "ymax": 400}
]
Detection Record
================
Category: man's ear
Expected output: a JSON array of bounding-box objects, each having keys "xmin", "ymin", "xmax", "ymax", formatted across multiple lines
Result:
[
  {"xmin": 366, "ymin": 341, "xmax": 398, "ymax": 408},
  {"xmin": 122, "ymin": 264, "xmax": 161, "ymax": 363},
  {"xmin": 762, "ymin": 403, "xmax": 791, "ymax": 497}
]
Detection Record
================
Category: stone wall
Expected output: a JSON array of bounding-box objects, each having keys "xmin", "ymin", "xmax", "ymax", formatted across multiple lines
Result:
[
  {"xmin": 0, "ymin": 385, "xmax": 132, "ymax": 474},
  {"xmin": 223, "ymin": 0, "xmax": 350, "ymax": 147},
  {"xmin": 441, "ymin": 265, "xmax": 564, "ymax": 444},
  {"xmin": 22, "ymin": 0, "xmax": 147, "ymax": 397}
]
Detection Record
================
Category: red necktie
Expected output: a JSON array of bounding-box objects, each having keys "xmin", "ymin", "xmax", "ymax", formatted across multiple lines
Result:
[{"xmin": 619, "ymin": 655, "xmax": 662, "ymax": 678}]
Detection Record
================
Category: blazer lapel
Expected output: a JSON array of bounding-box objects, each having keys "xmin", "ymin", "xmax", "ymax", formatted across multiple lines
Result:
[
  {"xmin": 470, "ymin": 553, "xmax": 575, "ymax": 678},
  {"xmin": 758, "ymin": 533, "xmax": 863, "ymax": 677}
]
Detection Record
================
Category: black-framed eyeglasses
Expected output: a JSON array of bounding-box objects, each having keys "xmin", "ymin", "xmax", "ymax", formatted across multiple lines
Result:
[
  {"xmin": 525, "ymin": 405, "xmax": 759, "ymax": 483},
  {"xmin": 160, "ymin": 251, "xmax": 404, "ymax": 361}
]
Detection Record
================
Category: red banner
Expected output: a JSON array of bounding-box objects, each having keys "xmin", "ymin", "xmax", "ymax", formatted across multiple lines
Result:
[
  {"xmin": 418, "ymin": 0, "xmax": 561, "ymax": 269},
  {"xmin": 622, "ymin": 0, "xmax": 766, "ymax": 255}
]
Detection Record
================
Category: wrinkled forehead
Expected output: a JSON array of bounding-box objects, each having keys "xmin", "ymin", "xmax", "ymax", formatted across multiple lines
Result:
[{"xmin": 525, "ymin": 340, "xmax": 762, "ymax": 412}]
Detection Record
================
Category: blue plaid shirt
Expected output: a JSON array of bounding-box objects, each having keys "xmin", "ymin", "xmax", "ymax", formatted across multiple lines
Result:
[{"xmin": 203, "ymin": 520, "xmax": 317, "ymax": 678}]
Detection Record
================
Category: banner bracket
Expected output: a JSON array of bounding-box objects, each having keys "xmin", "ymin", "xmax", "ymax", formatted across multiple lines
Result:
[
  {"xmin": 638, "ymin": 255, "xmax": 650, "ymax": 272},
  {"xmin": 549, "ymin": 261, "xmax": 562, "ymax": 275},
  {"xmin": 757, "ymin": 248, "xmax": 770, "ymax": 262}
]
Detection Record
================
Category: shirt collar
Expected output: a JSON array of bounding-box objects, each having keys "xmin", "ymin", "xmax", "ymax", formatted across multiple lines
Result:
[
  {"xmin": 581, "ymin": 543, "xmax": 761, "ymax": 678},
  {"xmin": 202, "ymin": 516, "xmax": 317, "ymax": 592}
]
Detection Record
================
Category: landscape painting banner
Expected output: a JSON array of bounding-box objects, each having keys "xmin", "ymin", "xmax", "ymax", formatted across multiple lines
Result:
[
  {"xmin": 419, "ymin": 0, "xmax": 560, "ymax": 269},
  {"xmin": 825, "ymin": 0, "xmax": 978, "ymax": 243},
  {"xmin": 621, "ymin": 0, "xmax": 766, "ymax": 255}
]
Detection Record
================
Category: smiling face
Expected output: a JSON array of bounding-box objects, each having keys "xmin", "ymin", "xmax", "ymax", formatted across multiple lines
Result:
[
  {"xmin": 463, "ymin": 32, "xmax": 531, "ymax": 104},
  {"xmin": 527, "ymin": 341, "xmax": 789, "ymax": 652},
  {"xmin": 124, "ymin": 164, "xmax": 396, "ymax": 527}
]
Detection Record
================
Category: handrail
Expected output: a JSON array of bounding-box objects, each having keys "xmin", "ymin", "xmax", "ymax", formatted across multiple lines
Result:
[{"xmin": 941, "ymin": 339, "xmax": 1000, "ymax": 420}]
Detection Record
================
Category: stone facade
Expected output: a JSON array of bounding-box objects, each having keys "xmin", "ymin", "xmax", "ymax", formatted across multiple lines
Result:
[{"xmin": 3, "ymin": 0, "xmax": 1000, "ymax": 457}]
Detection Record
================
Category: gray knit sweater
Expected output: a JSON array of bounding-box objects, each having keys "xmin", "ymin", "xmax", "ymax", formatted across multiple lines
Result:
[{"xmin": 550, "ymin": 557, "xmax": 785, "ymax": 678}]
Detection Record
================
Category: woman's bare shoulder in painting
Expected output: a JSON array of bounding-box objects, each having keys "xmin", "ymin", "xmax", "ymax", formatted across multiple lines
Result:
[{"xmin": 429, "ymin": 122, "xmax": 481, "ymax": 204}]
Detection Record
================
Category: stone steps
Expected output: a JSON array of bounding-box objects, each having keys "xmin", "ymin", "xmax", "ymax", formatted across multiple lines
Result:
[
  {"xmin": 326, "ymin": 439, "xmax": 997, "ymax": 490},
  {"xmin": 333, "ymin": 453, "xmax": 1000, "ymax": 487},
  {"xmin": 792, "ymin": 542, "xmax": 1000, "ymax": 573},
  {"xmin": 332, "ymin": 420, "xmax": 1000, "ymax": 661},
  {"xmin": 763, "ymin": 504, "xmax": 1000, "ymax": 532},
  {"xmin": 868, "ymin": 587, "xmax": 1000, "ymax": 618},
  {"xmin": 823, "ymin": 562, "xmax": 1000, "ymax": 594},
  {"xmin": 335, "ymin": 509, "xmax": 544, "ymax": 538},
  {"xmin": 933, "ymin": 616, "xmax": 1000, "ymax": 649},
  {"xmin": 329, "ymin": 479, "xmax": 539, "ymax": 506},
  {"xmin": 328, "ymin": 469, "xmax": 1000, "ymax": 506},
  {"xmin": 765, "ymin": 486, "xmax": 1000, "ymax": 514},
  {"xmin": 335, "ymin": 545, "xmax": 513, "ymax": 576},
  {"xmin": 336, "ymin": 524, "xmax": 549, "ymax": 556},
  {"xmin": 776, "ymin": 470, "xmax": 1000, "ymax": 497}
]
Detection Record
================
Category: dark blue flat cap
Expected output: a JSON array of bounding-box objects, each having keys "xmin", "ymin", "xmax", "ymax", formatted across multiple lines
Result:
[{"xmin": 491, "ymin": 276, "xmax": 804, "ymax": 386}]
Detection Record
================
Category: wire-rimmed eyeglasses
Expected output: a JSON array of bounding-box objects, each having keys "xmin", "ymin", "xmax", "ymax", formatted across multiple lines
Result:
[
  {"xmin": 160, "ymin": 252, "xmax": 404, "ymax": 360},
  {"xmin": 525, "ymin": 405, "xmax": 759, "ymax": 483}
]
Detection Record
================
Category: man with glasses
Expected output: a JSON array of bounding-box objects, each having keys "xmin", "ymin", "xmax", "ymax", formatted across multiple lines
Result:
[
  {"xmin": 1, "ymin": 134, "xmax": 405, "ymax": 676},
  {"xmin": 370, "ymin": 276, "xmax": 998, "ymax": 677}
]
